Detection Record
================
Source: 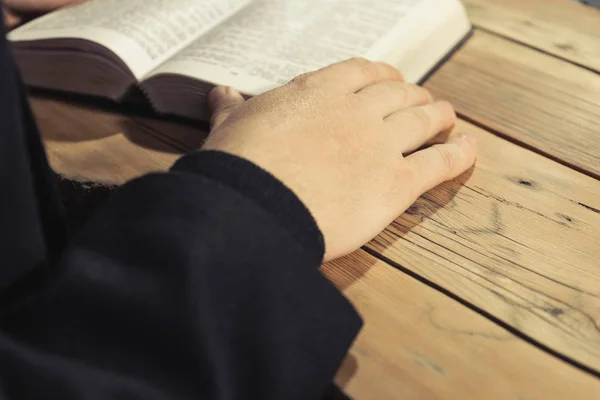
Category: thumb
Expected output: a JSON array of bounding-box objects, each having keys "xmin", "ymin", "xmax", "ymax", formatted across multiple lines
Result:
[{"xmin": 208, "ymin": 86, "xmax": 245, "ymax": 130}]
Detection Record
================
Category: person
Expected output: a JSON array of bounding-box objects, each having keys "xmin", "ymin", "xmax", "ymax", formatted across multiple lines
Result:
[{"xmin": 1, "ymin": 1, "xmax": 477, "ymax": 399}]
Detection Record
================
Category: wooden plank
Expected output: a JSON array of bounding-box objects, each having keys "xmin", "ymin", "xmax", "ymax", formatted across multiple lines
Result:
[
  {"xmin": 424, "ymin": 30, "xmax": 600, "ymax": 178},
  {"xmin": 326, "ymin": 250, "xmax": 600, "ymax": 399},
  {"xmin": 31, "ymin": 96, "xmax": 205, "ymax": 184},
  {"xmin": 463, "ymin": 0, "xmax": 600, "ymax": 73},
  {"xmin": 366, "ymin": 118, "xmax": 600, "ymax": 373}
]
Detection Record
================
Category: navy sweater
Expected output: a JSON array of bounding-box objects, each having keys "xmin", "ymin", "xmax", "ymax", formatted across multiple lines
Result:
[{"xmin": 0, "ymin": 18, "xmax": 361, "ymax": 399}]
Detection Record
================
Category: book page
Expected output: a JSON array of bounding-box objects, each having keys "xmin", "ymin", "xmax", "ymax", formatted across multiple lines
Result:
[
  {"xmin": 146, "ymin": 0, "xmax": 421, "ymax": 94},
  {"xmin": 370, "ymin": 0, "xmax": 470, "ymax": 83},
  {"xmin": 8, "ymin": 0, "xmax": 251, "ymax": 79}
]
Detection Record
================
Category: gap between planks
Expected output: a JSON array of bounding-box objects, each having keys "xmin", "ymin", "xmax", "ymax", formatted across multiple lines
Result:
[
  {"xmin": 364, "ymin": 117, "xmax": 600, "ymax": 374},
  {"xmin": 325, "ymin": 249, "xmax": 600, "ymax": 399},
  {"xmin": 360, "ymin": 245, "xmax": 600, "ymax": 380},
  {"xmin": 424, "ymin": 30, "xmax": 600, "ymax": 179}
]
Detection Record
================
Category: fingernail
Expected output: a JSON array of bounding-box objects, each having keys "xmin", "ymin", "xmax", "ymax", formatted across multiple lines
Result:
[
  {"xmin": 455, "ymin": 132, "xmax": 476, "ymax": 145},
  {"xmin": 464, "ymin": 133, "xmax": 476, "ymax": 145}
]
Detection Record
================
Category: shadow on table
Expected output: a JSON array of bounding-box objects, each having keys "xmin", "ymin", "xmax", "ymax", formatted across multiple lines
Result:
[
  {"xmin": 30, "ymin": 91, "xmax": 208, "ymax": 154},
  {"xmin": 328, "ymin": 354, "xmax": 358, "ymax": 400},
  {"xmin": 320, "ymin": 167, "xmax": 473, "ymax": 400},
  {"xmin": 323, "ymin": 164, "xmax": 475, "ymax": 292},
  {"xmin": 119, "ymin": 118, "xmax": 208, "ymax": 155}
]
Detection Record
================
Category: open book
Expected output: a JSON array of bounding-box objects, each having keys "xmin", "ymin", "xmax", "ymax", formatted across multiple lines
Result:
[{"xmin": 9, "ymin": 0, "xmax": 471, "ymax": 120}]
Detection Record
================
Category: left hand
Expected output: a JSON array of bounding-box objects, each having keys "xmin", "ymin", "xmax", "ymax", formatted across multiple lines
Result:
[{"xmin": 3, "ymin": 0, "xmax": 83, "ymax": 29}]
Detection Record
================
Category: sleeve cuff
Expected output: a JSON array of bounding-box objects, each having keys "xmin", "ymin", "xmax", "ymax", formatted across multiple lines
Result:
[{"xmin": 171, "ymin": 150, "xmax": 325, "ymax": 265}]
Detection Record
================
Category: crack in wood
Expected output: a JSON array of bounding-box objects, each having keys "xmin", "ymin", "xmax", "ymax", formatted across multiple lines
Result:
[
  {"xmin": 425, "ymin": 306, "xmax": 511, "ymax": 342},
  {"xmin": 464, "ymin": 185, "xmax": 574, "ymax": 228},
  {"xmin": 574, "ymin": 201, "xmax": 600, "ymax": 214}
]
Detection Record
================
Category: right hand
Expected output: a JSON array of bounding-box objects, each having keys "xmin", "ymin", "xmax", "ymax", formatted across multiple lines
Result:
[{"xmin": 204, "ymin": 58, "xmax": 477, "ymax": 261}]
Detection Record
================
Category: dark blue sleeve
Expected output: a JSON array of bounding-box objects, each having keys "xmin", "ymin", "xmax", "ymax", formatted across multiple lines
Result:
[
  {"xmin": 0, "ymin": 18, "xmax": 361, "ymax": 400},
  {"xmin": 0, "ymin": 15, "xmax": 68, "ymax": 293}
]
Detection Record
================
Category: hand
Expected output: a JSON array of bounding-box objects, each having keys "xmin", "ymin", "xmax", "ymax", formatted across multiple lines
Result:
[
  {"xmin": 204, "ymin": 58, "xmax": 477, "ymax": 261},
  {"xmin": 3, "ymin": 0, "xmax": 82, "ymax": 29}
]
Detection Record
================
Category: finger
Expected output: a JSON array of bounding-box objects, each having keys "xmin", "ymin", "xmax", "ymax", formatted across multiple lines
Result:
[
  {"xmin": 406, "ymin": 133, "xmax": 477, "ymax": 196},
  {"xmin": 356, "ymin": 82, "xmax": 433, "ymax": 118},
  {"xmin": 385, "ymin": 101, "xmax": 456, "ymax": 154},
  {"xmin": 289, "ymin": 58, "xmax": 404, "ymax": 93},
  {"xmin": 208, "ymin": 86, "xmax": 245, "ymax": 130}
]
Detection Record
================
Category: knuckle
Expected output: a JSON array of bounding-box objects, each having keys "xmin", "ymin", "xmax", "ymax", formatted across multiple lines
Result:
[
  {"xmin": 435, "ymin": 101, "xmax": 458, "ymax": 129},
  {"xmin": 405, "ymin": 108, "xmax": 430, "ymax": 131},
  {"xmin": 289, "ymin": 72, "xmax": 318, "ymax": 88},
  {"xmin": 420, "ymin": 87, "xmax": 434, "ymax": 103},
  {"xmin": 346, "ymin": 91, "xmax": 367, "ymax": 108},
  {"xmin": 349, "ymin": 57, "xmax": 378, "ymax": 80},
  {"xmin": 444, "ymin": 101, "xmax": 458, "ymax": 120},
  {"xmin": 438, "ymin": 100, "xmax": 455, "ymax": 114},
  {"xmin": 433, "ymin": 145, "xmax": 455, "ymax": 174},
  {"xmin": 349, "ymin": 56, "xmax": 371, "ymax": 67},
  {"xmin": 390, "ymin": 82, "xmax": 409, "ymax": 103}
]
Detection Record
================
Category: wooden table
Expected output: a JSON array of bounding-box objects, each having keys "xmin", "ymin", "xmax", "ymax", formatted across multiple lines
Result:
[{"xmin": 30, "ymin": 0, "xmax": 600, "ymax": 398}]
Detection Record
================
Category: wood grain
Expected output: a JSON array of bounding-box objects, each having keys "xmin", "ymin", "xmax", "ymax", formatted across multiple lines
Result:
[
  {"xmin": 463, "ymin": 0, "xmax": 600, "ymax": 73},
  {"xmin": 325, "ymin": 250, "xmax": 600, "ymax": 399},
  {"xmin": 366, "ymin": 118, "xmax": 600, "ymax": 373},
  {"xmin": 425, "ymin": 32, "xmax": 600, "ymax": 176},
  {"xmin": 424, "ymin": 30, "xmax": 600, "ymax": 178}
]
